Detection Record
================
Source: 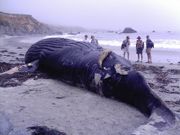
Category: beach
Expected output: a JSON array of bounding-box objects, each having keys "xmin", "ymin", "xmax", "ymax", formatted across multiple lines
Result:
[{"xmin": 0, "ymin": 35, "xmax": 180, "ymax": 135}]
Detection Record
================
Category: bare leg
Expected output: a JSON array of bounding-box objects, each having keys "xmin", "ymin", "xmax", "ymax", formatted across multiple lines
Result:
[
  {"xmin": 141, "ymin": 54, "xmax": 143, "ymax": 62},
  {"xmin": 149, "ymin": 52, "xmax": 152, "ymax": 63},
  {"xmin": 137, "ymin": 54, "xmax": 140, "ymax": 62},
  {"xmin": 147, "ymin": 53, "xmax": 150, "ymax": 63},
  {"xmin": 127, "ymin": 52, "xmax": 129, "ymax": 60}
]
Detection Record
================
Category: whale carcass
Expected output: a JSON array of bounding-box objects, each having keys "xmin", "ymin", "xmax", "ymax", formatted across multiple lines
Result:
[{"xmin": 7, "ymin": 37, "xmax": 178, "ymax": 134}]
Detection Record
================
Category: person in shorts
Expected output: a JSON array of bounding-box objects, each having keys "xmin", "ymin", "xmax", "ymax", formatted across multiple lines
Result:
[
  {"xmin": 121, "ymin": 36, "xmax": 130, "ymax": 60},
  {"xmin": 136, "ymin": 36, "xmax": 144, "ymax": 62}
]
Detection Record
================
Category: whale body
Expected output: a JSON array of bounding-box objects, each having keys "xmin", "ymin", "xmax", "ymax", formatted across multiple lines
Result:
[{"xmin": 25, "ymin": 38, "xmax": 176, "ymax": 133}]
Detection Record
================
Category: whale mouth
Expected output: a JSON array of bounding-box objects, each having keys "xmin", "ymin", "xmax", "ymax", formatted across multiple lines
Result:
[{"xmin": 132, "ymin": 104, "xmax": 177, "ymax": 135}]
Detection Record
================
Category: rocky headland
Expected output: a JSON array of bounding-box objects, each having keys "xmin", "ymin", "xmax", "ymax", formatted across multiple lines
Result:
[{"xmin": 0, "ymin": 12, "xmax": 87, "ymax": 36}]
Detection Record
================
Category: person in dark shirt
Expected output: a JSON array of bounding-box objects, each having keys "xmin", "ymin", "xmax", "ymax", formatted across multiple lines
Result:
[{"xmin": 146, "ymin": 35, "xmax": 154, "ymax": 63}]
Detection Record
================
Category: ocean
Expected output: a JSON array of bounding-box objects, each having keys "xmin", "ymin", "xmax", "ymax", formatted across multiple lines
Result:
[
  {"xmin": 44, "ymin": 32, "xmax": 180, "ymax": 49},
  {"xmin": 18, "ymin": 32, "xmax": 180, "ymax": 64}
]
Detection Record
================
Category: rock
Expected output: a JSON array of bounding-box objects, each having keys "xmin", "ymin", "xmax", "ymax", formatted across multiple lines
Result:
[
  {"xmin": 8, "ymin": 52, "xmax": 17, "ymax": 54},
  {"xmin": 17, "ymin": 47, "xmax": 22, "ymax": 49},
  {"xmin": 122, "ymin": 27, "xmax": 137, "ymax": 33},
  {"xmin": 0, "ymin": 49, "xmax": 8, "ymax": 53},
  {"xmin": 19, "ymin": 54, "xmax": 25, "ymax": 56},
  {"xmin": 27, "ymin": 126, "xmax": 66, "ymax": 135}
]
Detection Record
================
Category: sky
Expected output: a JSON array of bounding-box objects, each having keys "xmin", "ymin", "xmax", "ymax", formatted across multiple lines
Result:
[{"xmin": 0, "ymin": 0, "xmax": 180, "ymax": 32}]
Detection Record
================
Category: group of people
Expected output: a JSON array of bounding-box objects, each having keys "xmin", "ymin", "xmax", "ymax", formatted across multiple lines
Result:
[
  {"xmin": 82, "ymin": 34, "xmax": 154, "ymax": 63},
  {"xmin": 121, "ymin": 35, "xmax": 154, "ymax": 63},
  {"xmin": 83, "ymin": 35, "xmax": 99, "ymax": 45}
]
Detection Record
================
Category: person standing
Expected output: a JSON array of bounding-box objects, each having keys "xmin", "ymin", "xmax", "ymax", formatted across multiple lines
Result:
[
  {"xmin": 146, "ymin": 35, "xmax": 154, "ymax": 63},
  {"xmin": 136, "ymin": 36, "xmax": 144, "ymax": 62},
  {"xmin": 121, "ymin": 36, "xmax": 130, "ymax": 60},
  {"xmin": 83, "ymin": 35, "xmax": 89, "ymax": 42},
  {"xmin": 90, "ymin": 35, "xmax": 99, "ymax": 45}
]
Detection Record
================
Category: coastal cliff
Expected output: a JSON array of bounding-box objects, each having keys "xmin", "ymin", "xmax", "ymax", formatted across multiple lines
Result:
[{"xmin": 0, "ymin": 12, "xmax": 62, "ymax": 35}]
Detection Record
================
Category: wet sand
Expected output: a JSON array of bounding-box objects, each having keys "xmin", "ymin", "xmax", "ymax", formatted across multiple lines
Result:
[{"xmin": 0, "ymin": 36, "xmax": 180, "ymax": 135}]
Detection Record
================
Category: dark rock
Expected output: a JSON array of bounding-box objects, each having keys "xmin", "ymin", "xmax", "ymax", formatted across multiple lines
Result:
[
  {"xmin": 19, "ymin": 54, "xmax": 25, "ymax": 56},
  {"xmin": 56, "ymin": 96, "xmax": 66, "ymax": 99},
  {"xmin": 122, "ymin": 27, "xmax": 137, "ymax": 33},
  {"xmin": 27, "ymin": 126, "xmax": 66, "ymax": 135},
  {"xmin": 3, "ymin": 54, "xmax": 11, "ymax": 57},
  {"xmin": 17, "ymin": 47, "xmax": 22, "ymax": 49},
  {"xmin": 8, "ymin": 52, "xmax": 17, "ymax": 54},
  {"xmin": 0, "ymin": 49, "xmax": 8, "ymax": 53}
]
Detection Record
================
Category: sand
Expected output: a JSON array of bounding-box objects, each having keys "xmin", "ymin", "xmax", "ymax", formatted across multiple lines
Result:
[{"xmin": 0, "ymin": 36, "xmax": 180, "ymax": 135}]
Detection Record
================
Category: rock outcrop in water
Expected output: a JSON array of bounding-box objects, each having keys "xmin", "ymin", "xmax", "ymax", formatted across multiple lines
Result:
[
  {"xmin": 122, "ymin": 27, "xmax": 137, "ymax": 33},
  {"xmin": 0, "ymin": 12, "xmax": 62, "ymax": 35}
]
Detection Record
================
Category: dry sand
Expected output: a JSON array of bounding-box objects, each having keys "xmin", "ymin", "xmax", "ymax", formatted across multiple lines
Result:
[{"xmin": 0, "ymin": 36, "xmax": 180, "ymax": 135}]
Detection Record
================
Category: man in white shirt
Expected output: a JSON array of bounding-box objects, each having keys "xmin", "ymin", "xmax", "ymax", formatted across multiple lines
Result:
[
  {"xmin": 83, "ymin": 35, "xmax": 89, "ymax": 42},
  {"xmin": 121, "ymin": 36, "xmax": 130, "ymax": 60}
]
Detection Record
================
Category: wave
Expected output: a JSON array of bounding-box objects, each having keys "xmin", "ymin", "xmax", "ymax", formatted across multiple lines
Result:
[
  {"xmin": 45, "ymin": 34, "xmax": 180, "ymax": 49},
  {"xmin": 20, "ymin": 34, "xmax": 180, "ymax": 49}
]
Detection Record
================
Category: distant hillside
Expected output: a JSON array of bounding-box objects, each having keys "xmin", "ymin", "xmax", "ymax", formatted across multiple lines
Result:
[
  {"xmin": 0, "ymin": 12, "xmax": 87, "ymax": 36},
  {"xmin": 0, "ymin": 12, "xmax": 62, "ymax": 35}
]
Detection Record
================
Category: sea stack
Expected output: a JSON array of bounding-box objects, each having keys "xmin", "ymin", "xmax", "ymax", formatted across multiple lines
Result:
[{"xmin": 122, "ymin": 27, "xmax": 137, "ymax": 33}]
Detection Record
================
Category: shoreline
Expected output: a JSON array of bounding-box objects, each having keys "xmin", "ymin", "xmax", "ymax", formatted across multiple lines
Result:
[{"xmin": 103, "ymin": 45, "xmax": 180, "ymax": 64}]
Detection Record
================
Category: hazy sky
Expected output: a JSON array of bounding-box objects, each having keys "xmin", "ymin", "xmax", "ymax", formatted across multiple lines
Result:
[{"xmin": 1, "ymin": 0, "xmax": 180, "ymax": 32}]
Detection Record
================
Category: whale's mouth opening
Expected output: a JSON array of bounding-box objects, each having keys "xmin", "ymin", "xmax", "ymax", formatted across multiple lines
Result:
[
  {"xmin": 109, "ymin": 70, "xmax": 176, "ymax": 119},
  {"xmin": 132, "ymin": 105, "xmax": 177, "ymax": 135},
  {"xmin": 117, "ymin": 71, "xmax": 177, "ymax": 135}
]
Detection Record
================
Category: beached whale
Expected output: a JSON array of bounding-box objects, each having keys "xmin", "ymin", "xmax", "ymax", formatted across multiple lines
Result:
[{"xmin": 1, "ymin": 38, "xmax": 177, "ymax": 134}]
